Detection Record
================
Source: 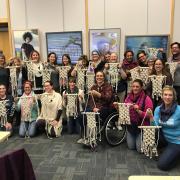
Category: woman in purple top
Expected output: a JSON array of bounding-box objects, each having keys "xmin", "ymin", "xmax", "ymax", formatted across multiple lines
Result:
[{"xmin": 124, "ymin": 79, "xmax": 153, "ymax": 152}]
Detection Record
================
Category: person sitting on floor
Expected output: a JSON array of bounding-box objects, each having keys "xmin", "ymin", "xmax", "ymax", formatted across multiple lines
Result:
[
  {"xmin": 36, "ymin": 81, "xmax": 63, "ymax": 138},
  {"xmin": 16, "ymin": 81, "xmax": 38, "ymax": 138},
  {"xmin": 153, "ymin": 86, "xmax": 180, "ymax": 171}
]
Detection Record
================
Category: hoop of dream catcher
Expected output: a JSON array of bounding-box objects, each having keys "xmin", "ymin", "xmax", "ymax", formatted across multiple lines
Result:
[
  {"xmin": 166, "ymin": 62, "xmax": 178, "ymax": 81},
  {"xmin": 149, "ymin": 75, "xmax": 166, "ymax": 100},
  {"xmin": 57, "ymin": 66, "xmax": 71, "ymax": 92},
  {"xmin": 107, "ymin": 63, "xmax": 119, "ymax": 92},
  {"xmin": 138, "ymin": 109, "xmax": 161, "ymax": 159}
]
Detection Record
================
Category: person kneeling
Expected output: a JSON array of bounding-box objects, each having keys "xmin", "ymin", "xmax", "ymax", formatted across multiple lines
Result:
[{"xmin": 36, "ymin": 81, "xmax": 63, "ymax": 138}]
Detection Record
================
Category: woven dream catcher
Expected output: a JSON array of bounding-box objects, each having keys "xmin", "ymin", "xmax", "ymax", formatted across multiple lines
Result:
[
  {"xmin": 107, "ymin": 63, "xmax": 119, "ymax": 91},
  {"xmin": 117, "ymin": 103, "xmax": 131, "ymax": 125},
  {"xmin": 166, "ymin": 62, "xmax": 178, "ymax": 81},
  {"xmin": 66, "ymin": 94, "xmax": 78, "ymax": 118},
  {"xmin": 0, "ymin": 100, "xmax": 7, "ymax": 127},
  {"xmin": 149, "ymin": 75, "xmax": 166, "ymax": 100}
]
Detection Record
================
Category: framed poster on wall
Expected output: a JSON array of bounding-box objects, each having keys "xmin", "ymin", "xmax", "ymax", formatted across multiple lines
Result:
[
  {"xmin": 125, "ymin": 35, "xmax": 170, "ymax": 60},
  {"xmin": 89, "ymin": 28, "xmax": 121, "ymax": 58},
  {"xmin": 46, "ymin": 31, "xmax": 83, "ymax": 64},
  {"xmin": 13, "ymin": 29, "xmax": 40, "ymax": 60}
]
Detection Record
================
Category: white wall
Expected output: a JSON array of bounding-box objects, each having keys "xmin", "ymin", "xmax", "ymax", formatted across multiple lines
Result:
[
  {"xmin": 173, "ymin": 0, "xmax": 180, "ymax": 42},
  {"xmin": 0, "ymin": 0, "xmax": 7, "ymax": 19},
  {"xmin": 9, "ymin": 0, "xmax": 176, "ymax": 60}
]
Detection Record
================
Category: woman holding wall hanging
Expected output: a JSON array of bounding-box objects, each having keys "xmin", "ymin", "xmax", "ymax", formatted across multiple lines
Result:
[
  {"xmin": 0, "ymin": 84, "xmax": 15, "ymax": 133},
  {"xmin": 36, "ymin": 81, "xmax": 63, "ymax": 138},
  {"xmin": 29, "ymin": 50, "xmax": 44, "ymax": 94},
  {"xmin": 71, "ymin": 55, "xmax": 89, "ymax": 91},
  {"xmin": 77, "ymin": 71, "xmax": 115, "ymax": 145},
  {"xmin": 104, "ymin": 52, "xmax": 127, "ymax": 102},
  {"xmin": 124, "ymin": 79, "xmax": 153, "ymax": 153},
  {"xmin": 46, "ymin": 52, "xmax": 60, "ymax": 92},
  {"xmin": 0, "ymin": 54, "xmax": 10, "ymax": 93},
  {"xmin": 62, "ymin": 77, "xmax": 85, "ymax": 134},
  {"xmin": 153, "ymin": 86, "xmax": 180, "ymax": 171},
  {"xmin": 16, "ymin": 81, "xmax": 38, "ymax": 138},
  {"xmin": 146, "ymin": 59, "xmax": 173, "ymax": 109},
  {"xmin": 58, "ymin": 54, "xmax": 73, "ymax": 94}
]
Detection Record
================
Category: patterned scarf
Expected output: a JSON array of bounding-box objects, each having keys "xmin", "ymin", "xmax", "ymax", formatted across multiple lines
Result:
[
  {"xmin": 125, "ymin": 90, "xmax": 146, "ymax": 125},
  {"xmin": 122, "ymin": 58, "xmax": 138, "ymax": 70},
  {"xmin": 160, "ymin": 101, "xmax": 177, "ymax": 122}
]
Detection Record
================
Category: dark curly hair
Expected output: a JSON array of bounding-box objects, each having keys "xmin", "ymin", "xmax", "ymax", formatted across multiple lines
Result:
[{"xmin": 23, "ymin": 32, "xmax": 33, "ymax": 41}]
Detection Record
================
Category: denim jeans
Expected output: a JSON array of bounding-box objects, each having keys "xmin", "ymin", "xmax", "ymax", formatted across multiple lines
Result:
[
  {"xmin": 157, "ymin": 130, "xmax": 180, "ymax": 171},
  {"xmin": 19, "ymin": 120, "xmax": 36, "ymax": 137}
]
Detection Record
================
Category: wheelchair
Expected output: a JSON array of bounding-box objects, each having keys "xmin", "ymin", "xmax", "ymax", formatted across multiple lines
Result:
[
  {"xmin": 81, "ymin": 110, "xmax": 127, "ymax": 148},
  {"xmin": 103, "ymin": 111, "xmax": 127, "ymax": 146}
]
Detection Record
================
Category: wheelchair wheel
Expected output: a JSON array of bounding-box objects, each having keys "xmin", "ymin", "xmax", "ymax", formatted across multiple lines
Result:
[{"xmin": 105, "ymin": 112, "xmax": 127, "ymax": 146}]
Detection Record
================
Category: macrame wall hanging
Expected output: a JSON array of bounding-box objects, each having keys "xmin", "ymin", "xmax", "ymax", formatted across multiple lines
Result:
[
  {"xmin": 107, "ymin": 63, "xmax": 119, "ymax": 91},
  {"xmin": 147, "ymin": 48, "xmax": 159, "ymax": 59},
  {"xmin": 25, "ymin": 61, "xmax": 34, "ymax": 81},
  {"xmin": 77, "ymin": 69, "xmax": 87, "ymax": 90},
  {"xmin": 83, "ymin": 112, "xmax": 99, "ymax": 148},
  {"xmin": 66, "ymin": 94, "xmax": 78, "ymax": 118},
  {"xmin": 0, "ymin": 100, "xmax": 7, "ymax": 127},
  {"xmin": 8, "ymin": 66, "xmax": 18, "ymax": 97},
  {"xmin": 42, "ymin": 68, "xmax": 51, "ymax": 85},
  {"xmin": 57, "ymin": 66, "xmax": 71, "ymax": 91},
  {"xmin": 139, "ymin": 125, "xmax": 161, "ymax": 159},
  {"xmin": 139, "ymin": 67, "xmax": 149, "ymax": 85},
  {"xmin": 138, "ymin": 109, "xmax": 161, "ymax": 159},
  {"xmin": 86, "ymin": 72, "xmax": 95, "ymax": 93},
  {"xmin": 117, "ymin": 103, "xmax": 131, "ymax": 125},
  {"xmin": 166, "ymin": 62, "xmax": 178, "ymax": 81},
  {"xmin": 130, "ymin": 67, "xmax": 140, "ymax": 81},
  {"xmin": 149, "ymin": 75, "xmax": 166, "ymax": 100},
  {"xmin": 20, "ymin": 96, "xmax": 33, "ymax": 121}
]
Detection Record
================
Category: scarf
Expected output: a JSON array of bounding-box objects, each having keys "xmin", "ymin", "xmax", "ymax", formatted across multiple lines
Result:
[
  {"xmin": 125, "ymin": 90, "xmax": 146, "ymax": 125},
  {"xmin": 160, "ymin": 102, "xmax": 177, "ymax": 122},
  {"xmin": 122, "ymin": 58, "xmax": 138, "ymax": 70}
]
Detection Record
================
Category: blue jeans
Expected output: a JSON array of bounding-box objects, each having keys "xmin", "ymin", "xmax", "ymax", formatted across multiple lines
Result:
[
  {"xmin": 126, "ymin": 130, "xmax": 141, "ymax": 153},
  {"xmin": 157, "ymin": 130, "xmax": 180, "ymax": 170},
  {"xmin": 67, "ymin": 116, "xmax": 81, "ymax": 134},
  {"xmin": 19, "ymin": 120, "xmax": 36, "ymax": 137}
]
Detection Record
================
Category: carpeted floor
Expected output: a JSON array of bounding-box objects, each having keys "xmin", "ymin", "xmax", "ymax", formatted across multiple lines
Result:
[{"xmin": 0, "ymin": 132, "xmax": 180, "ymax": 180}]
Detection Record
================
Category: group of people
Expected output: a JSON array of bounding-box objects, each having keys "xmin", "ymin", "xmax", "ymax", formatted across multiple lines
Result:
[{"xmin": 0, "ymin": 41, "xmax": 180, "ymax": 171}]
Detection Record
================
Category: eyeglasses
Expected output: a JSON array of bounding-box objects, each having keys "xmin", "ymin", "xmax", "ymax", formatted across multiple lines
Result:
[{"xmin": 138, "ymin": 55, "xmax": 145, "ymax": 59}]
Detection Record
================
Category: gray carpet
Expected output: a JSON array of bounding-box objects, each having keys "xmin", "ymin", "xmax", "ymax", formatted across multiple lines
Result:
[{"xmin": 0, "ymin": 133, "xmax": 179, "ymax": 180}]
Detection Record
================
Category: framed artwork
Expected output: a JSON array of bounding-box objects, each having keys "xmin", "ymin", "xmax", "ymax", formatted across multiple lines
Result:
[
  {"xmin": 89, "ymin": 28, "xmax": 121, "ymax": 58},
  {"xmin": 13, "ymin": 29, "xmax": 40, "ymax": 60},
  {"xmin": 46, "ymin": 31, "xmax": 83, "ymax": 64},
  {"xmin": 125, "ymin": 35, "xmax": 170, "ymax": 60}
]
